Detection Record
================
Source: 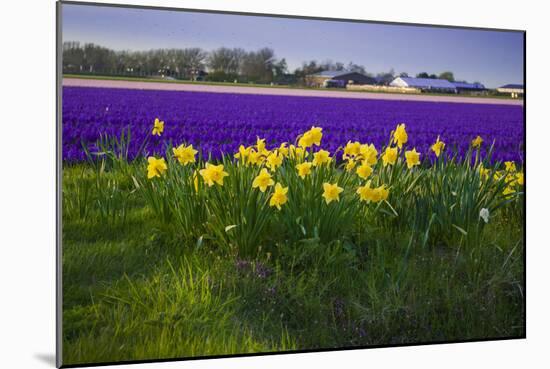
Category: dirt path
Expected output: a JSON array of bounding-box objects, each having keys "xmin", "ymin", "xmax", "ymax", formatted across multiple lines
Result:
[{"xmin": 63, "ymin": 78, "xmax": 524, "ymax": 106}]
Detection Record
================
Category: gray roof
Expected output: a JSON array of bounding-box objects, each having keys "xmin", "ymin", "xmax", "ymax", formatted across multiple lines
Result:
[
  {"xmin": 310, "ymin": 70, "xmax": 356, "ymax": 78},
  {"xmin": 452, "ymin": 81, "xmax": 486, "ymax": 90},
  {"xmin": 499, "ymin": 84, "xmax": 524, "ymax": 89},
  {"xmin": 398, "ymin": 77, "xmax": 457, "ymax": 89}
]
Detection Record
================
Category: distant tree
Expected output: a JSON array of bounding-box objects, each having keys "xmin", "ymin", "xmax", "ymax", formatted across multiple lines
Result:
[
  {"xmin": 347, "ymin": 62, "xmax": 367, "ymax": 75},
  {"xmin": 207, "ymin": 47, "xmax": 244, "ymax": 75},
  {"xmin": 399, "ymin": 72, "xmax": 409, "ymax": 77},
  {"xmin": 416, "ymin": 72, "xmax": 430, "ymax": 78},
  {"xmin": 241, "ymin": 48, "xmax": 277, "ymax": 83},
  {"xmin": 272, "ymin": 58, "xmax": 288, "ymax": 81},
  {"xmin": 438, "ymin": 71, "xmax": 455, "ymax": 82},
  {"xmin": 376, "ymin": 68, "xmax": 395, "ymax": 85},
  {"xmin": 429, "ymin": 74, "xmax": 438, "ymax": 79}
]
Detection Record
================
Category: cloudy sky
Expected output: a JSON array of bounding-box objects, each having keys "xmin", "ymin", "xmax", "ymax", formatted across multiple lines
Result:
[{"xmin": 62, "ymin": 3, "xmax": 524, "ymax": 88}]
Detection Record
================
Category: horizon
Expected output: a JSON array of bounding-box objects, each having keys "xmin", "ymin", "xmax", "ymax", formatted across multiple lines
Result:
[{"xmin": 62, "ymin": 3, "xmax": 524, "ymax": 88}]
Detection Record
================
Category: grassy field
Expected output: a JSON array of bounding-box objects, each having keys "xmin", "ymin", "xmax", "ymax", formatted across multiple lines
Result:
[
  {"xmin": 62, "ymin": 73, "xmax": 519, "ymax": 100},
  {"xmin": 61, "ymin": 129, "xmax": 525, "ymax": 366}
]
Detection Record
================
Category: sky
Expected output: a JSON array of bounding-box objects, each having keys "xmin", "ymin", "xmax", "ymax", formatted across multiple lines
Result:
[{"xmin": 62, "ymin": 3, "xmax": 524, "ymax": 88}]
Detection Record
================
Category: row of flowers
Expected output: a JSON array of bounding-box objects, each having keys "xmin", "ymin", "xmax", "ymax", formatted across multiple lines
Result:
[{"xmin": 146, "ymin": 119, "xmax": 523, "ymax": 210}]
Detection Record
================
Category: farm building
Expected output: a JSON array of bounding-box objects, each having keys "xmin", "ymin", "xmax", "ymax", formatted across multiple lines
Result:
[
  {"xmin": 305, "ymin": 70, "xmax": 377, "ymax": 88},
  {"xmin": 451, "ymin": 81, "xmax": 487, "ymax": 94},
  {"xmin": 497, "ymin": 84, "xmax": 524, "ymax": 98},
  {"xmin": 390, "ymin": 77, "xmax": 458, "ymax": 93}
]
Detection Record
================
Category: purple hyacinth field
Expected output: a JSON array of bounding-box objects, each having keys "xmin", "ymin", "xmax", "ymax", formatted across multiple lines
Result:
[{"xmin": 62, "ymin": 86, "xmax": 524, "ymax": 163}]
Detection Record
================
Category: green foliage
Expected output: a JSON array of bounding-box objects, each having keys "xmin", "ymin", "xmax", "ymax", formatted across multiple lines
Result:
[{"xmin": 61, "ymin": 136, "xmax": 524, "ymax": 365}]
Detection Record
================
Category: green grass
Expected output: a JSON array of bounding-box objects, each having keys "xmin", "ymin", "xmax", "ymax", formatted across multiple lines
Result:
[
  {"xmin": 62, "ymin": 73, "xmax": 520, "ymax": 100},
  {"xmin": 62, "ymin": 154, "xmax": 524, "ymax": 365}
]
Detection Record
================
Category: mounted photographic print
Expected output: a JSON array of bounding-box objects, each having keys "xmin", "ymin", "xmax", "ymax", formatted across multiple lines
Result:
[{"xmin": 57, "ymin": 1, "xmax": 525, "ymax": 367}]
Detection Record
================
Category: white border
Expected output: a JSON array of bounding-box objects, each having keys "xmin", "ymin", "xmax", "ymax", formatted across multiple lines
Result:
[{"xmin": 1, "ymin": 1, "xmax": 547, "ymax": 368}]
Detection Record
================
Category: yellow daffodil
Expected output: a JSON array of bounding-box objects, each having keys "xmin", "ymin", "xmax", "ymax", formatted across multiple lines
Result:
[
  {"xmin": 234, "ymin": 145, "xmax": 251, "ymax": 163},
  {"xmin": 479, "ymin": 164, "xmax": 490, "ymax": 181},
  {"xmin": 382, "ymin": 146, "xmax": 398, "ymax": 167},
  {"xmin": 505, "ymin": 173, "xmax": 517, "ymax": 187},
  {"xmin": 405, "ymin": 148, "xmax": 421, "ymax": 169},
  {"xmin": 252, "ymin": 168, "xmax": 275, "ymax": 192},
  {"xmin": 308, "ymin": 126, "xmax": 323, "ymax": 146},
  {"xmin": 356, "ymin": 163, "xmax": 373, "ymax": 179},
  {"xmin": 278, "ymin": 143, "xmax": 289, "ymax": 157},
  {"xmin": 152, "ymin": 118, "xmax": 164, "ymax": 136},
  {"xmin": 392, "ymin": 123, "xmax": 408, "ymax": 149},
  {"xmin": 256, "ymin": 137, "xmax": 267, "ymax": 153},
  {"xmin": 359, "ymin": 144, "xmax": 378, "ymax": 165},
  {"xmin": 372, "ymin": 185, "xmax": 389, "ymax": 202},
  {"xmin": 312, "ymin": 149, "xmax": 331, "ymax": 166},
  {"xmin": 147, "ymin": 156, "xmax": 167, "ymax": 179},
  {"xmin": 344, "ymin": 141, "xmax": 361, "ymax": 158},
  {"xmin": 296, "ymin": 162, "xmax": 313, "ymax": 179},
  {"xmin": 298, "ymin": 131, "xmax": 314, "ymax": 148},
  {"xmin": 322, "ymin": 182, "xmax": 344, "ymax": 204},
  {"xmin": 502, "ymin": 186, "xmax": 515, "ymax": 198},
  {"xmin": 172, "ymin": 144, "xmax": 197, "ymax": 165},
  {"xmin": 504, "ymin": 161, "xmax": 516, "ymax": 172},
  {"xmin": 289, "ymin": 145, "xmax": 307, "ymax": 161},
  {"xmin": 345, "ymin": 159, "xmax": 357, "ymax": 172},
  {"xmin": 199, "ymin": 163, "xmax": 229, "ymax": 187},
  {"xmin": 248, "ymin": 150, "xmax": 265, "ymax": 166},
  {"xmin": 516, "ymin": 172, "xmax": 524, "ymax": 186},
  {"xmin": 266, "ymin": 152, "xmax": 283, "ymax": 171},
  {"xmin": 269, "ymin": 183, "xmax": 288, "ymax": 210},
  {"xmin": 431, "ymin": 136, "xmax": 445, "ymax": 157},
  {"xmin": 356, "ymin": 181, "xmax": 375, "ymax": 202},
  {"xmin": 472, "ymin": 135, "xmax": 483, "ymax": 148}
]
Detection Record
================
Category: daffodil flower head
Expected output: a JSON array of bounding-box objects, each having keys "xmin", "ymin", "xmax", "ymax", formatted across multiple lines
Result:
[
  {"xmin": 345, "ymin": 158, "xmax": 357, "ymax": 172},
  {"xmin": 199, "ymin": 163, "xmax": 229, "ymax": 187},
  {"xmin": 344, "ymin": 141, "xmax": 361, "ymax": 158},
  {"xmin": 298, "ymin": 131, "xmax": 314, "ymax": 149},
  {"xmin": 269, "ymin": 183, "xmax": 289, "ymax": 210},
  {"xmin": 356, "ymin": 181, "xmax": 375, "ymax": 202},
  {"xmin": 248, "ymin": 150, "xmax": 265, "ymax": 166},
  {"xmin": 372, "ymin": 185, "xmax": 389, "ymax": 202},
  {"xmin": 322, "ymin": 182, "xmax": 344, "ymax": 204},
  {"xmin": 296, "ymin": 162, "xmax": 313, "ymax": 179},
  {"xmin": 256, "ymin": 137, "xmax": 267, "ymax": 153},
  {"xmin": 234, "ymin": 145, "xmax": 251, "ymax": 163},
  {"xmin": 392, "ymin": 123, "xmax": 408, "ymax": 149},
  {"xmin": 516, "ymin": 172, "xmax": 524, "ymax": 186},
  {"xmin": 278, "ymin": 143, "xmax": 289, "ymax": 158},
  {"xmin": 308, "ymin": 126, "xmax": 323, "ymax": 146},
  {"xmin": 173, "ymin": 143, "xmax": 197, "ymax": 165},
  {"xmin": 152, "ymin": 118, "xmax": 164, "ymax": 136},
  {"xmin": 504, "ymin": 161, "xmax": 517, "ymax": 172},
  {"xmin": 360, "ymin": 144, "xmax": 378, "ymax": 165},
  {"xmin": 312, "ymin": 149, "xmax": 331, "ymax": 166},
  {"xmin": 252, "ymin": 168, "xmax": 275, "ymax": 192},
  {"xmin": 479, "ymin": 164, "xmax": 490, "ymax": 181},
  {"xmin": 471, "ymin": 135, "xmax": 483, "ymax": 148},
  {"xmin": 405, "ymin": 148, "xmax": 421, "ymax": 169},
  {"xmin": 147, "ymin": 156, "xmax": 167, "ymax": 179},
  {"xmin": 502, "ymin": 186, "xmax": 515, "ymax": 198},
  {"xmin": 382, "ymin": 146, "xmax": 398, "ymax": 167},
  {"xmin": 266, "ymin": 152, "xmax": 283, "ymax": 171},
  {"xmin": 356, "ymin": 163, "xmax": 373, "ymax": 179},
  {"xmin": 431, "ymin": 136, "xmax": 445, "ymax": 157},
  {"xmin": 289, "ymin": 145, "xmax": 307, "ymax": 161}
]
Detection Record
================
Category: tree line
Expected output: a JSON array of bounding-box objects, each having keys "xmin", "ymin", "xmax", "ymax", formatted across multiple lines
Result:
[
  {"xmin": 63, "ymin": 42, "xmax": 288, "ymax": 84},
  {"xmin": 63, "ymin": 41, "xmax": 459, "ymax": 85}
]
